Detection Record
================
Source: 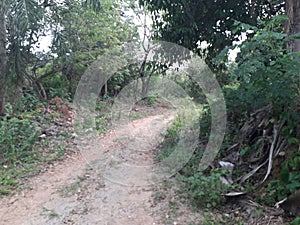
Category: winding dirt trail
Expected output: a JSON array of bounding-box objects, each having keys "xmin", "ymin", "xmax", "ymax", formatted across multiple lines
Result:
[{"xmin": 0, "ymin": 111, "xmax": 176, "ymax": 225}]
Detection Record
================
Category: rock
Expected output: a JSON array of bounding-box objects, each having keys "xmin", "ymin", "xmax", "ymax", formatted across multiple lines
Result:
[{"xmin": 39, "ymin": 134, "xmax": 47, "ymax": 139}]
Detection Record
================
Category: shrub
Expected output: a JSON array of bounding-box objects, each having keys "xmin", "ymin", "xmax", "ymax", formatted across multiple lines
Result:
[
  {"xmin": 264, "ymin": 149, "xmax": 300, "ymax": 204},
  {"xmin": 182, "ymin": 169, "xmax": 229, "ymax": 208},
  {"xmin": 0, "ymin": 105, "xmax": 40, "ymax": 166}
]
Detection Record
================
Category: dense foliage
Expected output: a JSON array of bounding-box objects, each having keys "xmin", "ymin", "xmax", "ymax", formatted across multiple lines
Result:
[
  {"xmin": 142, "ymin": 0, "xmax": 300, "ymax": 220},
  {"xmin": 0, "ymin": 0, "xmax": 138, "ymax": 107},
  {"xmin": 0, "ymin": 0, "xmax": 300, "ymax": 222},
  {"xmin": 0, "ymin": 0, "xmax": 139, "ymax": 195},
  {"xmin": 139, "ymin": 0, "xmax": 285, "ymax": 70}
]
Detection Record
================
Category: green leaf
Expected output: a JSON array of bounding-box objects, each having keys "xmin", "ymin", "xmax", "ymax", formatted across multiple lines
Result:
[
  {"xmin": 279, "ymin": 168, "xmax": 289, "ymax": 184},
  {"xmin": 274, "ymin": 14, "xmax": 288, "ymax": 22},
  {"xmin": 291, "ymin": 217, "xmax": 300, "ymax": 225},
  {"xmin": 288, "ymin": 137, "xmax": 299, "ymax": 145},
  {"xmin": 290, "ymin": 32, "xmax": 300, "ymax": 40}
]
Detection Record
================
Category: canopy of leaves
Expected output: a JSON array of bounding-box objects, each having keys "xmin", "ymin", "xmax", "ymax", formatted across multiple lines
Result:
[
  {"xmin": 217, "ymin": 16, "xmax": 299, "ymax": 119},
  {"xmin": 44, "ymin": 0, "xmax": 138, "ymax": 96},
  {"xmin": 1, "ymin": 0, "xmax": 139, "ymax": 100},
  {"xmin": 3, "ymin": 0, "xmax": 45, "ymax": 82},
  {"xmin": 139, "ymin": 0, "xmax": 285, "ymax": 67}
]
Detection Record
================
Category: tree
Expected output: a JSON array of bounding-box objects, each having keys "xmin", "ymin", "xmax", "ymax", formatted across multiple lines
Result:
[
  {"xmin": 0, "ymin": 0, "xmax": 133, "ymax": 113},
  {"xmin": 0, "ymin": 2, "xmax": 6, "ymax": 115},
  {"xmin": 42, "ymin": 0, "xmax": 137, "ymax": 97},
  {"xmin": 139, "ymin": 0, "xmax": 285, "ymax": 69},
  {"xmin": 286, "ymin": 0, "xmax": 300, "ymax": 52},
  {"xmin": 285, "ymin": 0, "xmax": 300, "ymax": 139},
  {"xmin": 0, "ymin": 0, "xmax": 46, "ymax": 114}
]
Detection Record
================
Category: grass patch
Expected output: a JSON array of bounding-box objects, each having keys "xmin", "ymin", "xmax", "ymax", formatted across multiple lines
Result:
[
  {"xmin": 154, "ymin": 106, "xmax": 229, "ymax": 212},
  {"xmin": 41, "ymin": 207, "xmax": 60, "ymax": 219},
  {"xmin": 155, "ymin": 116, "xmax": 182, "ymax": 162},
  {"xmin": 59, "ymin": 180, "xmax": 82, "ymax": 198}
]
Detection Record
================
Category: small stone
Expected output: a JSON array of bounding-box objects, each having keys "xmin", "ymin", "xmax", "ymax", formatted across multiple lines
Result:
[{"xmin": 39, "ymin": 134, "xmax": 47, "ymax": 138}]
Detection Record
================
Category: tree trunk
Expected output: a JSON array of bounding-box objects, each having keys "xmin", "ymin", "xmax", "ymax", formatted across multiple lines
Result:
[
  {"xmin": 286, "ymin": 0, "xmax": 300, "ymax": 52},
  {"xmin": 285, "ymin": 0, "xmax": 300, "ymax": 139},
  {"xmin": 0, "ymin": 4, "xmax": 7, "ymax": 115}
]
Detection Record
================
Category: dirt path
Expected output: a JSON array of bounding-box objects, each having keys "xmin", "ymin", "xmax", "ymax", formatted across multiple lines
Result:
[{"xmin": 0, "ymin": 111, "xmax": 176, "ymax": 225}]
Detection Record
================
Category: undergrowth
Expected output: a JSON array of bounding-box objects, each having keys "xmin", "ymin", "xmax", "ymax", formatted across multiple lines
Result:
[
  {"xmin": 156, "ymin": 99, "xmax": 300, "ymax": 224},
  {"xmin": 156, "ymin": 108, "xmax": 230, "ymax": 209},
  {"xmin": 0, "ymin": 97, "xmax": 73, "ymax": 196}
]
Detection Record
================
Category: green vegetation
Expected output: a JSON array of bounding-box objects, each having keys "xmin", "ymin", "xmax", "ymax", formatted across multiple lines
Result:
[
  {"xmin": 0, "ymin": 104, "xmax": 40, "ymax": 166},
  {"xmin": 182, "ymin": 169, "xmax": 230, "ymax": 208},
  {"xmin": 41, "ymin": 207, "xmax": 60, "ymax": 219},
  {"xmin": 264, "ymin": 148, "xmax": 300, "ymax": 205},
  {"xmin": 143, "ymin": 0, "xmax": 300, "ymax": 222},
  {"xmin": 59, "ymin": 180, "xmax": 83, "ymax": 198},
  {"xmin": 155, "ymin": 116, "xmax": 182, "ymax": 161},
  {"xmin": 0, "ymin": 95, "xmax": 73, "ymax": 195},
  {"xmin": 291, "ymin": 217, "xmax": 300, "ymax": 225},
  {"xmin": 0, "ymin": 0, "xmax": 299, "ymax": 223},
  {"xmin": 95, "ymin": 100, "xmax": 112, "ymax": 133},
  {"xmin": 200, "ymin": 212, "xmax": 244, "ymax": 225},
  {"xmin": 0, "ymin": 0, "xmax": 138, "ymax": 196}
]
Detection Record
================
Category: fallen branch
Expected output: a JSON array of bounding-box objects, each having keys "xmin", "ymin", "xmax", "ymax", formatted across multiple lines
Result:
[
  {"xmin": 261, "ymin": 124, "xmax": 279, "ymax": 183},
  {"xmin": 238, "ymin": 159, "xmax": 268, "ymax": 183}
]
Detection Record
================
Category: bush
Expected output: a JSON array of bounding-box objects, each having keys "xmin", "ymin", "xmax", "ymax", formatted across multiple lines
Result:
[
  {"xmin": 0, "ymin": 104, "xmax": 41, "ymax": 195},
  {"xmin": 139, "ymin": 95, "xmax": 158, "ymax": 106},
  {"xmin": 0, "ymin": 105, "xmax": 40, "ymax": 166},
  {"xmin": 155, "ymin": 116, "xmax": 182, "ymax": 162},
  {"xmin": 95, "ymin": 100, "xmax": 112, "ymax": 133},
  {"xmin": 264, "ymin": 149, "xmax": 300, "ymax": 204},
  {"xmin": 182, "ymin": 169, "xmax": 229, "ymax": 208}
]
